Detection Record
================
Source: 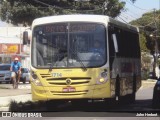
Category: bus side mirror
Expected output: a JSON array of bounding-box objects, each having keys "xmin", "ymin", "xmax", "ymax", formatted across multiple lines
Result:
[
  {"xmin": 112, "ymin": 34, "xmax": 118, "ymax": 53},
  {"xmin": 23, "ymin": 31, "xmax": 29, "ymax": 45}
]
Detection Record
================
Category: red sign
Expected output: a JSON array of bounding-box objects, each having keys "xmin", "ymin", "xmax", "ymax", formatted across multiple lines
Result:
[{"xmin": 63, "ymin": 87, "xmax": 76, "ymax": 92}]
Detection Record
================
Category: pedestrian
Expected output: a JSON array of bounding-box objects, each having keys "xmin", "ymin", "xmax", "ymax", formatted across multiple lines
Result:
[{"xmin": 10, "ymin": 57, "xmax": 22, "ymax": 88}]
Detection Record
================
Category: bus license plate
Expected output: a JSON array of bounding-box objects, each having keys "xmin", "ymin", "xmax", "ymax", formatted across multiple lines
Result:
[{"xmin": 63, "ymin": 87, "xmax": 76, "ymax": 92}]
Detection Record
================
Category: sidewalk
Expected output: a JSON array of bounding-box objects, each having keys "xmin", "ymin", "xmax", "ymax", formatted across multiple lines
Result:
[
  {"xmin": 0, "ymin": 84, "xmax": 32, "ymax": 111},
  {"xmin": 141, "ymin": 79, "xmax": 157, "ymax": 88},
  {"xmin": 0, "ymin": 94, "xmax": 32, "ymax": 106},
  {"xmin": 0, "ymin": 94, "xmax": 32, "ymax": 111}
]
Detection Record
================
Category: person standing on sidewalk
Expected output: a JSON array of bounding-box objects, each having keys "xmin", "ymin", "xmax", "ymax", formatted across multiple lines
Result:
[{"xmin": 10, "ymin": 57, "xmax": 22, "ymax": 88}]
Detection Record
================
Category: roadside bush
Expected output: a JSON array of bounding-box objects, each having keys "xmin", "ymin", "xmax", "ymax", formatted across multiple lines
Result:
[
  {"xmin": 141, "ymin": 69, "xmax": 150, "ymax": 80},
  {"xmin": 9, "ymin": 100, "xmax": 46, "ymax": 112}
]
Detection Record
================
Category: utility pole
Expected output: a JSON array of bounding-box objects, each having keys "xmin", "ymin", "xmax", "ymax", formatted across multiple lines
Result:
[{"xmin": 153, "ymin": 8, "xmax": 159, "ymax": 78}]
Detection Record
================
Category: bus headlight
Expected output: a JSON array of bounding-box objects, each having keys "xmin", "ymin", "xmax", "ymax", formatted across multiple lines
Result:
[
  {"xmin": 96, "ymin": 72, "xmax": 108, "ymax": 84},
  {"xmin": 101, "ymin": 72, "xmax": 107, "ymax": 78},
  {"xmin": 31, "ymin": 73, "xmax": 42, "ymax": 86}
]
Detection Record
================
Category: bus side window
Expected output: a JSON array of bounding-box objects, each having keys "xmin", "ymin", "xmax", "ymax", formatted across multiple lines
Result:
[{"xmin": 112, "ymin": 34, "xmax": 118, "ymax": 53}]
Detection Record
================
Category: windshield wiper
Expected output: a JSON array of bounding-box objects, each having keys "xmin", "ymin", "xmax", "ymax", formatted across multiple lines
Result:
[
  {"xmin": 70, "ymin": 48, "xmax": 87, "ymax": 72},
  {"xmin": 48, "ymin": 46, "xmax": 61, "ymax": 72}
]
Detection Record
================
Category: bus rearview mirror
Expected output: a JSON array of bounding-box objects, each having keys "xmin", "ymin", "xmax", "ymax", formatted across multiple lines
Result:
[
  {"xmin": 112, "ymin": 34, "xmax": 118, "ymax": 53},
  {"xmin": 23, "ymin": 31, "xmax": 29, "ymax": 45}
]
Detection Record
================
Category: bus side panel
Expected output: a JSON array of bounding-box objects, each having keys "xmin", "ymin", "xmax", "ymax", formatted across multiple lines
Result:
[{"xmin": 110, "ymin": 58, "xmax": 141, "ymax": 97}]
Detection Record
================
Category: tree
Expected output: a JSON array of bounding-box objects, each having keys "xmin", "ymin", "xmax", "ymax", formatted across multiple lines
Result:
[
  {"xmin": 130, "ymin": 10, "xmax": 160, "ymax": 77},
  {"xmin": 0, "ymin": 0, "xmax": 135, "ymax": 26}
]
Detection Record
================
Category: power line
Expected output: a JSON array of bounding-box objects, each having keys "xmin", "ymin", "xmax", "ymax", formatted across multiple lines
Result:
[
  {"xmin": 125, "ymin": 0, "xmax": 149, "ymax": 11},
  {"xmin": 33, "ymin": 0, "xmax": 54, "ymax": 7},
  {"xmin": 121, "ymin": 12, "xmax": 137, "ymax": 20},
  {"xmin": 138, "ymin": 22, "xmax": 155, "ymax": 28},
  {"xmin": 125, "ymin": 9, "xmax": 142, "ymax": 17},
  {"xmin": 117, "ymin": 16, "xmax": 129, "ymax": 24}
]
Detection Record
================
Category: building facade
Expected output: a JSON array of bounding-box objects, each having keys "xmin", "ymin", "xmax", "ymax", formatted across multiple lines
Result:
[{"xmin": 0, "ymin": 27, "xmax": 30, "ymax": 68}]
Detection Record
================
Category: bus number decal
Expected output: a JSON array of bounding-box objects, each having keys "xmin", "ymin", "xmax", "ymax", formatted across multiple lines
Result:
[{"xmin": 52, "ymin": 73, "xmax": 62, "ymax": 77}]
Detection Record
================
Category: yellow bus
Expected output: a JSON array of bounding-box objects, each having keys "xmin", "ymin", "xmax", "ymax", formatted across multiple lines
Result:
[{"xmin": 23, "ymin": 15, "xmax": 141, "ymax": 105}]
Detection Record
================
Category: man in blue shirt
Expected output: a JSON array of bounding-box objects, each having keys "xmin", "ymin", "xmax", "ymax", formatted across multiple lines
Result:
[
  {"xmin": 10, "ymin": 57, "xmax": 22, "ymax": 84},
  {"xmin": 90, "ymin": 40, "xmax": 104, "ymax": 55},
  {"xmin": 89, "ymin": 40, "xmax": 105, "ymax": 61}
]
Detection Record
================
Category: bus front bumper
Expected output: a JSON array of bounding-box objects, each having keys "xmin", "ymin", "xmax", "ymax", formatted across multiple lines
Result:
[{"xmin": 31, "ymin": 82, "xmax": 111, "ymax": 101}]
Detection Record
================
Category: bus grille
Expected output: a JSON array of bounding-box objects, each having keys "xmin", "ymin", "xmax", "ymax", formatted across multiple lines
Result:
[
  {"xmin": 40, "ymin": 74, "xmax": 91, "ymax": 85},
  {"xmin": 50, "ymin": 90, "xmax": 88, "ymax": 95}
]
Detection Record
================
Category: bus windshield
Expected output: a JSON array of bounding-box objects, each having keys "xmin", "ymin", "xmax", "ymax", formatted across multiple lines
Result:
[{"xmin": 32, "ymin": 22, "xmax": 107, "ymax": 68}]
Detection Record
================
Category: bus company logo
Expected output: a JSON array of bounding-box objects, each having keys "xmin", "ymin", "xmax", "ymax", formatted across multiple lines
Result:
[
  {"xmin": 66, "ymin": 78, "xmax": 72, "ymax": 85},
  {"xmin": 2, "ymin": 112, "xmax": 11, "ymax": 117}
]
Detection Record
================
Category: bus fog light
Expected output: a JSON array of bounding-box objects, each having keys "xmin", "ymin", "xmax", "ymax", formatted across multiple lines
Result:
[
  {"xmin": 99, "ymin": 78, "xmax": 105, "ymax": 83},
  {"xmin": 97, "ymin": 78, "xmax": 108, "ymax": 84},
  {"xmin": 37, "ymin": 90, "xmax": 48, "ymax": 94},
  {"xmin": 96, "ymin": 71, "xmax": 108, "ymax": 84}
]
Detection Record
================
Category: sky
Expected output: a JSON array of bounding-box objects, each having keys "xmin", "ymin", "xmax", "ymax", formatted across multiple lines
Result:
[
  {"xmin": 0, "ymin": 0, "xmax": 160, "ymax": 26},
  {"xmin": 119, "ymin": 0, "xmax": 160, "ymax": 22}
]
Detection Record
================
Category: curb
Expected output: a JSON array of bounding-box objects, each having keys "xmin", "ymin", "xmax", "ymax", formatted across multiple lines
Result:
[{"xmin": 142, "ymin": 79, "xmax": 157, "ymax": 83}]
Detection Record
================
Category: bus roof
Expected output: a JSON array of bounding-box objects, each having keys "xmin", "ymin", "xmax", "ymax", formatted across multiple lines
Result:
[{"xmin": 32, "ymin": 14, "xmax": 138, "ymax": 32}]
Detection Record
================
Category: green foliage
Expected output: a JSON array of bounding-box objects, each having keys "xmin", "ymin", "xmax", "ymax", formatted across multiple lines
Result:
[
  {"xmin": 0, "ymin": 0, "xmax": 134, "ymax": 26},
  {"xmin": 139, "ymin": 33, "xmax": 149, "ymax": 52},
  {"xmin": 141, "ymin": 52, "xmax": 153, "ymax": 80},
  {"xmin": 130, "ymin": 10, "xmax": 160, "ymax": 76},
  {"xmin": 130, "ymin": 10, "xmax": 160, "ymax": 54}
]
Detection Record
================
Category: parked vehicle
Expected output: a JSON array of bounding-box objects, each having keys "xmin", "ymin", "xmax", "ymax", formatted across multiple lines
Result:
[
  {"xmin": 0, "ymin": 64, "xmax": 12, "ymax": 84},
  {"xmin": 152, "ymin": 79, "xmax": 160, "ymax": 108},
  {"xmin": 149, "ymin": 72, "xmax": 157, "ymax": 79},
  {"xmin": 20, "ymin": 68, "xmax": 30, "ymax": 84}
]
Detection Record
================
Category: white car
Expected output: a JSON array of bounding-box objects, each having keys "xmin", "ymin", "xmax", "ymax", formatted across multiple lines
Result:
[
  {"xmin": 20, "ymin": 68, "xmax": 30, "ymax": 84},
  {"xmin": 0, "ymin": 64, "xmax": 12, "ymax": 84}
]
